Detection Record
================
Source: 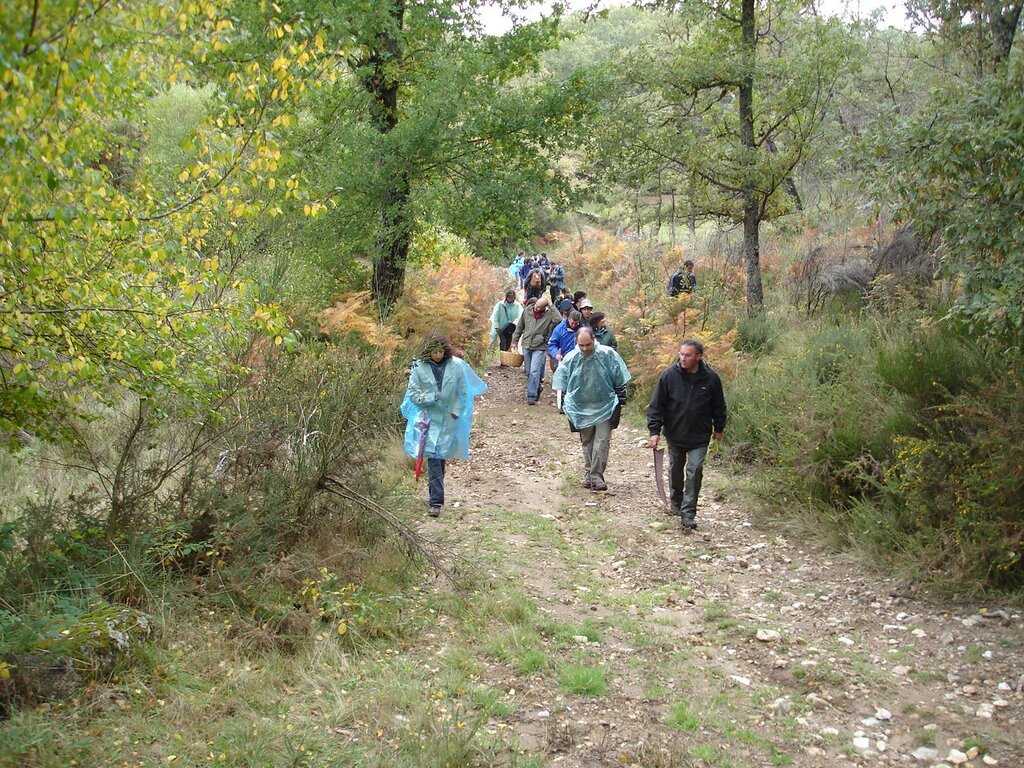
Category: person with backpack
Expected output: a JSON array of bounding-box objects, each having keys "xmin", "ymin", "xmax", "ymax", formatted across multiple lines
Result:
[
  {"xmin": 668, "ymin": 259, "xmax": 697, "ymax": 297},
  {"xmin": 591, "ymin": 312, "xmax": 618, "ymax": 350}
]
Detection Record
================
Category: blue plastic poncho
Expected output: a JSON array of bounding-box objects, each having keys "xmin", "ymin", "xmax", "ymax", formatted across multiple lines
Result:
[
  {"xmin": 401, "ymin": 356, "xmax": 487, "ymax": 460},
  {"xmin": 551, "ymin": 344, "xmax": 632, "ymax": 430},
  {"xmin": 489, "ymin": 299, "xmax": 522, "ymax": 343}
]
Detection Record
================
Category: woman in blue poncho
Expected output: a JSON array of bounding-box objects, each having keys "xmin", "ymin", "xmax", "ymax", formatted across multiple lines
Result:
[{"xmin": 401, "ymin": 334, "xmax": 487, "ymax": 517}]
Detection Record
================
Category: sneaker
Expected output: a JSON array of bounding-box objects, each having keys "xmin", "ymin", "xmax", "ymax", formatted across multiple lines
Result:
[
  {"xmin": 429, "ymin": 505, "xmax": 442, "ymax": 518},
  {"xmin": 592, "ymin": 482, "xmax": 608, "ymax": 492}
]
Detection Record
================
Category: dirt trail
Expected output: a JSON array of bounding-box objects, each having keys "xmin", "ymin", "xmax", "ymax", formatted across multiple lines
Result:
[{"xmin": 428, "ymin": 363, "xmax": 1024, "ymax": 768}]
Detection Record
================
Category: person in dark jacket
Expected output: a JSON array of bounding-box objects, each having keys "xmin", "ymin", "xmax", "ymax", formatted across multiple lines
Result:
[
  {"xmin": 668, "ymin": 259, "xmax": 697, "ymax": 297},
  {"xmin": 646, "ymin": 338, "xmax": 726, "ymax": 530},
  {"xmin": 524, "ymin": 269, "xmax": 547, "ymax": 303},
  {"xmin": 591, "ymin": 312, "xmax": 617, "ymax": 349}
]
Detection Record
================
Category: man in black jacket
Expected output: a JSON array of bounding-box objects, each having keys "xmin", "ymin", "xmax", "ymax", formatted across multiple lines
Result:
[{"xmin": 647, "ymin": 339, "xmax": 727, "ymax": 530}]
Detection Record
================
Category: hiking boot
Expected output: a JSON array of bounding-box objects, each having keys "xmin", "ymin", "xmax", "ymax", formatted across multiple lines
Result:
[
  {"xmin": 527, "ymin": 399, "xmax": 537, "ymax": 405},
  {"xmin": 592, "ymin": 482, "xmax": 608, "ymax": 492},
  {"xmin": 429, "ymin": 505, "xmax": 442, "ymax": 518},
  {"xmin": 581, "ymin": 478, "xmax": 593, "ymax": 489},
  {"xmin": 681, "ymin": 515, "xmax": 697, "ymax": 531}
]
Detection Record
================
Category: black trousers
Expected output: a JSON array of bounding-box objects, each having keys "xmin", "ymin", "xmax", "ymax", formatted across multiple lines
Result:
[{"xmin": 498, "ymin": 323, "xmax": 516, "ymax": 351}]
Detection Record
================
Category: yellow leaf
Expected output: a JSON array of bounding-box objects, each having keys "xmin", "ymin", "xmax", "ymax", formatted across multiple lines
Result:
[
  {"xmin": 337, "ymin": 622, "xmax": 347, "ymax": 636},
  {"xmin": 151, "ymin": 360, "xmax": 165, "ymax": 372}
]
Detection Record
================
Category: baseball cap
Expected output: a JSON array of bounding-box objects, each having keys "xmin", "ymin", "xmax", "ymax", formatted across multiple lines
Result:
[{"xmin": 579, "ymin": 299, "xmax": 594, "ymax": 309}]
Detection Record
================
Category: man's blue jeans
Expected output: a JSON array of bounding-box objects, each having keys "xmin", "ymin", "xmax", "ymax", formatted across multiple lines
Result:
[
  {"xmin": 667, "ymin": 443, "xmax": 708, "ymax": 519},
  {"xmin": 522, "ymin": 347, "xmax": 546, "ymax": 402},
  {"xmin": 427, "ymin": 458, "xmax": 445, "ymax": 507}
]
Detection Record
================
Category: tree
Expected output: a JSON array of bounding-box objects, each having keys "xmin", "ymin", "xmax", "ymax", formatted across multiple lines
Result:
[
  {"xmin": 0, "ymin": 0, "xmax": 296, "ymax": 439},
  {"xmin": 906, "ymin": 0, "xmax": 1022, "ymax": 71},
  {"xmin": 578, "ymin": 2, "xmax": 857, "ymax": 310},
  {"xmin": 224, "ymin": 0, "xmax": 592, "ymax": 314}
]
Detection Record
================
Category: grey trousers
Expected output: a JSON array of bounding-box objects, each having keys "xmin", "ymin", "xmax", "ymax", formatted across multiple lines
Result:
[
  {"xmin": 667, "ymin": 442, "xmax": 708, "ymax": 519},
  {"xmin": 579, "ymin": 419, "xmax": 613, "ymax": 486}
]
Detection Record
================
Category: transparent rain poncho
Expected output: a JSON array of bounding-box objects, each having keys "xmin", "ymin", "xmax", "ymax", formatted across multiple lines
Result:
[
  {"xmin": 552, "ymin": 344, "xmax": 632, "ymax": 430},
  {"xmin": 489, "ymin": 299, "xmax": 522, "ymax": 343},
  {"xmin": 401, "ymin": 356, "xmax": 487, "ymax": 460}
]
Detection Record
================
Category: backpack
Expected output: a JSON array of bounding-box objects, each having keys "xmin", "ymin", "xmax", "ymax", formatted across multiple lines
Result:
[{"xmin": 667, "ymin": 271, "xmax": 684, "ymax": 297}]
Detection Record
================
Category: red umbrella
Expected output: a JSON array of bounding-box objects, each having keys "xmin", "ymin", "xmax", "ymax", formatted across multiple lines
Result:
[{"xmin": 413, "ymin": 413, "xmax": 431, "ymax": 481}]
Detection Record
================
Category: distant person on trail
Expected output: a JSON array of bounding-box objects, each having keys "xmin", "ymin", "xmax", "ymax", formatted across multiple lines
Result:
[
  {"xmin": 508, "ymin": 252, "xmax": 524, "ymax": 282},
  {"xmin": 524, "ymin": 269, "xmax": 546, "ymax": 303},
  {"xmin": 490, "ymin": 289, "xmax": 522, "ymax": 354},
  {"xmin": 591, "ymin": 312, "xmax": 617, "ymax": 350},
  {"xmin": 518, "ymin": 258, "xmax": 533, "ymax": 289},
  {"xmin": 552, "ymin": 327, "xmax": 631, "ymax": 491},
  {"xmin": 553, "ymin": 263, "xmax": 565, "ymax": 290},
  {"xmin": 401, "ymin": 334, "xmax": 487, "ymax": 518},
  {"xmin": 512, "ymin": 296, "xmax": 561, "ymax": 406},
  {"xmin": 556, "ymin": 296, "xmax": 574, "ymax": 318},
  {"xmin": 547, "ymin": 270, "xmax": 561, "ymax": 304},
  {"xmin": 646, "ymin": 338, "xmax": 726, "ymax": 531},
  {"xmin": 668, "ymin": 259, "xmax": 697, "ymax": 297}
]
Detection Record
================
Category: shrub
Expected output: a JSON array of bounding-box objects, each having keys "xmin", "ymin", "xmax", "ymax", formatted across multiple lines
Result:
[{"xmin": 734, "ymin": 313, "xmax": 782, "ymax": 355}]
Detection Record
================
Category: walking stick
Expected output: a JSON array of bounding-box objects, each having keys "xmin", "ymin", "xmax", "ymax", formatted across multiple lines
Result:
[{"xmin": 653, "ymin": 447, "xmax": 671, "ymax": 513}]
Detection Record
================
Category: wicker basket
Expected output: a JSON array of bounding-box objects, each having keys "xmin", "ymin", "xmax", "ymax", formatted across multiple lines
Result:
[{"xmin": 500, "ymin": 350, "xmax": 524, "ymax": 367}]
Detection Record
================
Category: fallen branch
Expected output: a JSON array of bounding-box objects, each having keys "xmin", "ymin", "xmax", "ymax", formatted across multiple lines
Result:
[{"xmin": 319, "ymin": 475, "xmax": 466, "ymax": 587}]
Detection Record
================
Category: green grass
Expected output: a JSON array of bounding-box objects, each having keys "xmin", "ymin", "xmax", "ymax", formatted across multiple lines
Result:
[
  {"xmin": 964, "ymin": 644, "xmax": 985, "ymax": 664},
  {"xmin": 558, "ymin": 664, "xmax": 608, "ymax": 696},
  {"xmin": 690, "ymin": 744, "xmax": 721, "ymax": 761},
  {"xmin": 666, "ymin": 701, "xmax": 701, "ymax": 731}
]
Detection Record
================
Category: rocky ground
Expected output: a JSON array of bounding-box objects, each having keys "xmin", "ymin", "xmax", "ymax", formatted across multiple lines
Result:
[{"xmin": 423, "ymin": 362, "xmax": 1024, "ymax": 768}]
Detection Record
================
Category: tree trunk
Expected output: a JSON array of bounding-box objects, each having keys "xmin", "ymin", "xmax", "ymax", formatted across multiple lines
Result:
[
  {"xmin": 687, "ymin": 172, "xmax": 697, "ymax": 250},
  {"xmin": 359, "ymin": 0, "xmax": 409, "ymax": 315},
  {"xmin": 739, "ymin": 0, "xmax": 764, "ymax": 312},
  {"xmin": 373, "ymin": 176, "xmax": 412, "ymax": 312},
  {"xmin": 987, "ymin": 0, "xmax": 1022, "ymax": 66}
]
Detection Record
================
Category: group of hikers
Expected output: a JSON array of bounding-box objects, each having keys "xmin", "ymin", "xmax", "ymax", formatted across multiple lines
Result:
[{"xmin": 400, "ymin": 254, "xmax": 725, "ymax": 534}]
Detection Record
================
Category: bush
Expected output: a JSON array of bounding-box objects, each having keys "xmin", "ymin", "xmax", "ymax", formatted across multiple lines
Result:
[
  {"xmin": 734, "ymin": 313, "xmax": 782, "ymax": 355},
  {"xmin": 876, "ymin": 327, "xmax": 979, "ymax": 410},
  {"xmin": 727, "ymin": 307, "xmax": 1024, "ymax": 593}
]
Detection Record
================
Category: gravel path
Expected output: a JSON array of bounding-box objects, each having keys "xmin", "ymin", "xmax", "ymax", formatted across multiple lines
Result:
[{"xmin": 423, "ymin": 362, "xmax": 1024, "ymax": 768}]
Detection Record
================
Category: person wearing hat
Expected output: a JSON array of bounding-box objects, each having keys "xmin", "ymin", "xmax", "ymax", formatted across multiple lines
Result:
[
  {"xmin": 591, "ymin": 312, "xmax": 617, "ymax": 349},
  {"xmin": 572, "ymin": 290, "xmax": 588, "ymax": 312},
  {"xmin": 578, "ymin": 298, "xmax": 594, "ymax": 327}
]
